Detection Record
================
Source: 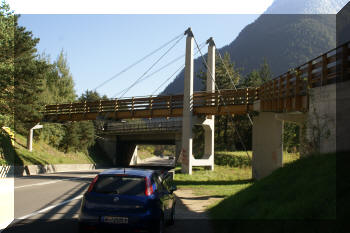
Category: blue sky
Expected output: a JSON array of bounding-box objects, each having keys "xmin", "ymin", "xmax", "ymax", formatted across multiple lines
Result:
[{"xmin": 18, "ymin": 13, "xmax": 270, "ymax": 99}]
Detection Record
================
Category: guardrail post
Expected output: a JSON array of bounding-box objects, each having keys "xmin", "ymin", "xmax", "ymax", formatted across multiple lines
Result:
[
  {"xmin": 278, "ymin": 77, "xmax": 282, "ymax": 112},
  {"xmin": 307, "ymin": 61, "xmax": 313, "ymax": 88},
  {"xmin": 149, "ymin": 97, "xmax": 153, "ymax": 118},
  {"xmin": 295, "ymin": 68, "xmax": 301, "ymax": 111},
  {"xmin": 342, "ymin": 44, "xmax": 349, "ymax": 82},
  {"xmin": 132, "ymin": 97, "xmax": 135, "ymax": 118},
  {"xmin": 321, "ymin": 54, "xmax": 328, "ymax": 86},
  {"xmin": 246, "ymin": 88, "xmax": 249, "ymax": 105},
  {"xmin": 169, "ymin": 95, "xmax": 172, "ymax": 116},
  {"xmin": 286, "ymin": 72, "xmax": 291, "ymax": 111}
]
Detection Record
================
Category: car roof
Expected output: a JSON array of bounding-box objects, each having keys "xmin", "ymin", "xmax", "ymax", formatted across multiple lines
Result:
[{"xmin": 99, "ymin": 168, "xmax": 156, "ymax": 177}]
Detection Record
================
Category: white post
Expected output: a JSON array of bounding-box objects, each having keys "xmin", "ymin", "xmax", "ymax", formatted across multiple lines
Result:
[
  {"xmin": 27, "ymin": 124, "xmax": 43, "ymax": 152},
  {"xmin": 181, "ymin": 28, "xmax": 194, "ymax": 174},
  {"xmin": 27, "ymin": 128, "xmax": 33, "ymax": 152},
  {"xmin": 203, "ymin": 37, "xmax": 215, "ymax": 170}
]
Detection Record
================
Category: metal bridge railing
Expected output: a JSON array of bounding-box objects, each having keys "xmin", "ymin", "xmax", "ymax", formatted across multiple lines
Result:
[{"xmin": 98, "ymin": 120, "xmax": 182, "ymax": 135}]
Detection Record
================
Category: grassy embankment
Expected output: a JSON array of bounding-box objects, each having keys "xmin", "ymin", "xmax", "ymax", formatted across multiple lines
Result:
[
  {"xmin": 0, "ymin": 131, "xmax": 111, "ymax": 165},
  {"xmin": 174, "ymin": 151, "xmax": 299, "ymax": 197},
  {"xmin": 174, "ymin": 151, "xmax": 335, "ymax": 222}
]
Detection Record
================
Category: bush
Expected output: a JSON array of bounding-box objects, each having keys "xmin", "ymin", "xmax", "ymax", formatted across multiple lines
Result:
[{"xmin": 214, "ymin": 151, "xmax": 251, "ymax": 168}]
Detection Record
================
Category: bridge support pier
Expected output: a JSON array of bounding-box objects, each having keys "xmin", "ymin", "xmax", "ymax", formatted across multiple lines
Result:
[
  {"xmin": 129, "ymin": 145, "xmax": 138, "ymax": 165},
  {"xmin": 115, "ymin": 140, "xmax": 137, "ymax": 167},
  {"xmin": 252, "ymin": 112, "xmax": 283, "ymax": 180},
  {"xmin": 181, "ymin": 28, "xmax": 194, "ymax": 174},
  {"xmin": 192, "ymin": 38, "xmax": 215, "ymax": 171}
]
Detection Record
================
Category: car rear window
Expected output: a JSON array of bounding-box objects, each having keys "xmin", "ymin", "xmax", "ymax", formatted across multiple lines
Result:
[{"xmin": 93, "ymin": 175, "xmax": 145, "ymax": 196}]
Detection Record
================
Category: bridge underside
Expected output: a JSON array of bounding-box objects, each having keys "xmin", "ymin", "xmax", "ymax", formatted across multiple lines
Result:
[{"xmin": 42, "ymin": 104, "xmax": 253, "ymax": 123}]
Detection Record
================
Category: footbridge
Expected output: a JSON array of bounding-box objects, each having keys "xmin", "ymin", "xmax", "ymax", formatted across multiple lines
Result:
[{"xmin": 40, "ymin": 28, "xmax": 350, "ymax": 178}]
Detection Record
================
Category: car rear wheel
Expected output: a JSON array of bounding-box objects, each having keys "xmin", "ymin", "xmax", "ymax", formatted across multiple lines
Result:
[
  {"xmin": 168, "ymin": 204, "xmax": 175, "ymax": 225},
  {"xmin": 151, "ymin": 214, "xmax": 164, "ymax": 233}
]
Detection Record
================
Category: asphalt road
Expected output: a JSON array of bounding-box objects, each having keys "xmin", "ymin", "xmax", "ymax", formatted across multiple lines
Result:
[{"xmin": 3, "ymin": 168, "xmax": 214, "ymax": 233}]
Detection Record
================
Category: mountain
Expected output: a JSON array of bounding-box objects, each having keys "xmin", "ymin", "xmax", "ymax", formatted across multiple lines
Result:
[
  {"xmin": 162, "ymin": 0, "xmax": 348, "ymax": 95},
  {"xmin": 265, "ymin": 0, "xmax": 347, "ymax": 14}
]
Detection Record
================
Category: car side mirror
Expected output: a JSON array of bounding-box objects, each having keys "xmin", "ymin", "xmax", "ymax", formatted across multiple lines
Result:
[{"xmin": 169, "ymin": 185, "xmax": 177, "ymax": 193}]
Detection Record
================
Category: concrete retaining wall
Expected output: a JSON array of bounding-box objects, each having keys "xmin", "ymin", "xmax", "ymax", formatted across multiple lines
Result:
[
  {"xmin": 0, "ymin": 164, "xmax": 97, "ymax": 177},
  {"xmin": 0, "ymin": 173, "xmax": 13, "ymax": 232}
]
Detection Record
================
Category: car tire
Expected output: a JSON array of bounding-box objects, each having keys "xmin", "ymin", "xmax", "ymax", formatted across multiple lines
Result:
[
  {"xmin": 152, "ymin": 214, "xmax": 164, "ymax": 233},
  {"xmin": 168, "ymin": 204, "xmax": 175, "ymax": 225}
]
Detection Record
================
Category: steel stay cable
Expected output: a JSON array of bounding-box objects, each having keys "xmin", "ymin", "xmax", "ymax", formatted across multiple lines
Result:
[
  {"xmin": 116, "ymin": 34, "xmax": 185, "ymax": 98},
  {"xmin": 131, "ymin": 41, "xmax": 207, "ymax": 92},
  {"xmin": 96, "ymin": 33, "xmax": 186, "ymax": 129},
  {"xmin": 151, "ymin": 42, "xmax": 206, "ymax": 96},
  {"xmin": 93, "ymin": 32, "xmax": 184, "ymax": 91},
  {"xmin": 115, "ymin": 38, "xmax": 205, "ymax": 98},
  {"xmin": 216, "ymin": 48, "xmax": 254, "ymax": 126},
  {"xmin": 151, "ymin": 64, "xmax": 186, "ymax": 96},
  {"xmin": 193, "ymin": 35, "xmax": 252, "ymax": 161}
]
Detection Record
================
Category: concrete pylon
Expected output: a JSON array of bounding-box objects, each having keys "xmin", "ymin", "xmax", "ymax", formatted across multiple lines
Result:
[
  {"xmin": 203, "ymin": 38, "xmax": 215, "ymax": 170},
  {"xmin": 252, "ymin": 112, "xmax": 283, "ymax": 180},
  {"xmin": 181, "ymin": 28, "xmax": 194, "ymax": 174}
]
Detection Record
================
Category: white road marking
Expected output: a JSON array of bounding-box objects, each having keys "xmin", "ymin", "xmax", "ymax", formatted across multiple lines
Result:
[
  {"xmin": 15, "ymin": 175, "xmax": 95, "ymax": 189},
  {"xmin": 17, "ymin": 195, "xmax": 84, "ymax": 220}
]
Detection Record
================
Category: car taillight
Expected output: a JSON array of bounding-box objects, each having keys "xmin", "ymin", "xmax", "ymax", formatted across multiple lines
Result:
[
  {"xmin": 144, "ymin": 177, "xmax": 153, "ymax": 196},
  {"xmin": 87, "ymin": 175, "xmax": 98, "ymax": 193}
]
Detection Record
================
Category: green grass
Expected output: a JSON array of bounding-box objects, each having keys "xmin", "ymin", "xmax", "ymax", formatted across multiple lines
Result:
[
  {"xmin": 214, "ymin": 151, "xmax": 299, "ymax": 168},
  {"xmin": 1, "ymin": 132, "xmax": 111, "ymax": 165},
  {"xmin": 174, "ymin": 165, "xmax": 253, "ymax": 197},
  {"xmin": 137, "ymin": 147, "xmax": 156, "ymax": 160},
  {"xmin": 209, "ymin": 153, "xmax": 336, "ymax": 220}
]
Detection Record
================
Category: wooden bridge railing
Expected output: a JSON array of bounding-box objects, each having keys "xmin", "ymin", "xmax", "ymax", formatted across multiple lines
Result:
[
  {"xmin": 260, "ymin": 41, "xmax": 350, "ymax": 112},
  {"xmin": 43, "ymin": 41, "xmax": 350, "ymax": 121},
  {"xmin": 43, "ymin": 88, "xmax": 258, "ymax": 121}
]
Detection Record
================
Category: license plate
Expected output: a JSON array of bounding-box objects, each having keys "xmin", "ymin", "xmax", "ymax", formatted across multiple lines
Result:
[{"xmin": 102, "ymin": 216, "xmax": 128, "ymax": 224}]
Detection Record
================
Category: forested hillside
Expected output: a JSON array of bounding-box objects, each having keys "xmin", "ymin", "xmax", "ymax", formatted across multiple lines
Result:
[
  {"xmin": 162, "ymin": 0, "xmax": 341, "ymax": 94},
  {"xmin": 0, "ymin": 2, "xmax": 107, "ymax": 163}
]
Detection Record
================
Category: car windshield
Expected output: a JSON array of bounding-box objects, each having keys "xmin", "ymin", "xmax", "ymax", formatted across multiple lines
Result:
[{"xmin": 93, "ymin": 175, "xmax": 145, "ymax": 196}]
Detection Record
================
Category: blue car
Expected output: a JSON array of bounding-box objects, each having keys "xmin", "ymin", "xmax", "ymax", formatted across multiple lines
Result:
[{"xmin": 78, "ymin": 168, "xmax": 176, "ymax": 233}]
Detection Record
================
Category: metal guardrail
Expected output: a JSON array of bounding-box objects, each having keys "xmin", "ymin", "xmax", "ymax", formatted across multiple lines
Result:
[{"xmin": 99, "ymin": 120, "xmax": 182, "ymax": 135}]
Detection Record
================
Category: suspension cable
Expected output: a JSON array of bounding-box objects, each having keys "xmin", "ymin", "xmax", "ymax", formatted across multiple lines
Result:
[
  {"xmin": 216, "ymin": 48, "xmax": 254, "ymax": 125},
  {"xmin": 93, "ymin": 32, "xmax": 184, "ymax": 91},
  {"xmin": 193, "ymin": 35, "xmax": 252, "ymax": 161},
  {"xmin": 151, "ymin": 42, "xmax": 206, "ymax": 96},
  {"xmin": 152, "ymin": 64, "xmax": 185, "ymax": 96},
  {"xmin": 115, "ymin": 34, "xmax": 185, "ymax": 98}
]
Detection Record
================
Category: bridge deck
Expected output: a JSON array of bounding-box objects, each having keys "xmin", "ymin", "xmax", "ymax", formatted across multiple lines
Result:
[
  {"xmin": 42, "ymin": 41, "xmax": 350, "ymax": 123},
  {"xmin": 43, "ymin": 89, "xmax": 258, "ymax": 122}
]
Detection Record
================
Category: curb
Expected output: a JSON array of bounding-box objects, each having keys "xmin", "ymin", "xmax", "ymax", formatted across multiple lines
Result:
[{"xmin": 0, "ymin": 164, "xmax": 102, "ymax": 178}]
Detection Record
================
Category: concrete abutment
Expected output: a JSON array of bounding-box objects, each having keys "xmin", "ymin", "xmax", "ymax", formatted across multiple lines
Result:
[{"xmin": 252, "ymin": 83, "xmax": 337, "ymax": 180}]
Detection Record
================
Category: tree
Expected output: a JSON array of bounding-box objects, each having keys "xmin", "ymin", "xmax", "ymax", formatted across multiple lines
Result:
[
  {"xmin": 79, "ymin": 89, "xmax": 108, "ymax": 102},
  {"xmin": 41, "ymin": 50, "xmax": 76, "ymax": 105},
  {"xmin": 60, "ymin": 122, "xmax": 80, "ymax": 153},
  {"xmin": 0, "ymin": 1, "xmax": 14, "ymax": 127},
  {"xmin": 13, "ymin": 14, "xmax": 48, "ymax": 134},
  {"xmin": 39, "ymin": 51, "xmax": 77, "ymax": 148},
  {"xmin": 241, "ymin": 59, "xmax": 272, "ymax": 87}
]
